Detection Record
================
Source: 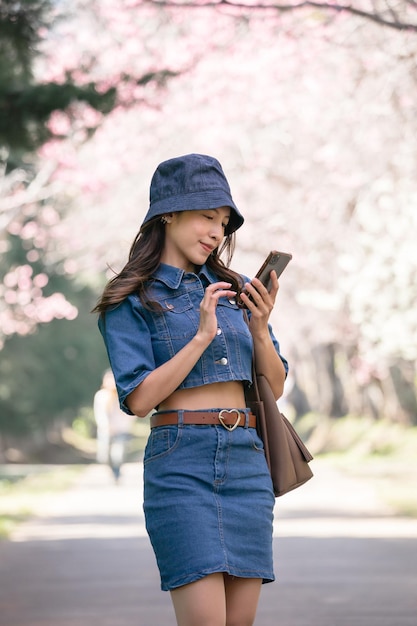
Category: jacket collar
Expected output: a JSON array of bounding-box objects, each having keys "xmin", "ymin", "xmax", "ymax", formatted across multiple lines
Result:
[{"xmin": 152, "ymin": 263, "xmax": 218, "ymax": 289}]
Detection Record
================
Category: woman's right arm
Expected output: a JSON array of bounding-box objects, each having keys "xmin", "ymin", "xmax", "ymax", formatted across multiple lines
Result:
[
  {"xmin": 126, "ymin": 333, "xmax": 209, "ymax": 416},
  {"xmin": 102, "ymin": 282, "xmax": 236, "ymax": 418}
]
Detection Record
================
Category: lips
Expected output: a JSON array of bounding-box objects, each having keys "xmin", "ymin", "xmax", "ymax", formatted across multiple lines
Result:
[{"xmin": 200, "ymin": 242, "xmax": 214, "ymax": 253}]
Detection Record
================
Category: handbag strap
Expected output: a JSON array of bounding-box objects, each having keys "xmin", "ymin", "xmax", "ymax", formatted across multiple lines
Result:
[{"xmin": 243, "ymin": 309, "xmax": 261, "ymax": 403}]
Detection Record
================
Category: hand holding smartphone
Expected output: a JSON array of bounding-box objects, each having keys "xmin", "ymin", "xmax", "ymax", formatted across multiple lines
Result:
[{"xmin": 238, "ymin": 250, "xmax": 292, "ymax": 308}]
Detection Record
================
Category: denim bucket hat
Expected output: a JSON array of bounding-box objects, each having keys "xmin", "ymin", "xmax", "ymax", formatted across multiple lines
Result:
[{"xmin": 141, "ymin": 154, "xmax": 244, "ymax": 234}]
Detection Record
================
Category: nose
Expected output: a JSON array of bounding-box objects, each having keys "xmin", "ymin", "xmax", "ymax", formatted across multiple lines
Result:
[{"xmin": 210, "ymin": 220, "xmax": 224, "ymax": 242}]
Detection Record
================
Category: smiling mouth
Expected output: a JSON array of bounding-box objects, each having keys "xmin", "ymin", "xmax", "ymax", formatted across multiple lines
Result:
[{"xmin": 200, "ymin": 242, "xmax": 214, "ymax": 253}]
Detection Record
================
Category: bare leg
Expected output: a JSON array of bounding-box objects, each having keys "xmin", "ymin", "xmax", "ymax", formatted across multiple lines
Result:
[
  {"xmin": 170, "ymin": 573, "xmax": 262, "ymax": 626},
  {"xmin": 224, "ymin": 574, "xmax": 262, "ymax": 626},
  {"xmin": 170, "ymin": 573, "xmax": 226, "ymax": 626}
]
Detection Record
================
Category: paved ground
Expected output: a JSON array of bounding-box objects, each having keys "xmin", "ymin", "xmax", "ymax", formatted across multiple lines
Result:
[{"xmin": 1, "ymin": 459, "xmax": 416, "ymax": 626}]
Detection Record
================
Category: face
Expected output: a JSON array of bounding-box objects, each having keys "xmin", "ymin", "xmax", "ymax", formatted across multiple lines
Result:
[{"xmin": 160, "ymin": 208, "xmax": 231, "ymax": 271}]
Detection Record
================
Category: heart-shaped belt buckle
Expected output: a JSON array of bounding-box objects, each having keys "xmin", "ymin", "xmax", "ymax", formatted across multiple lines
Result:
[{"xmin": 218, "ymin": 409, "xmax": 241, "ymax": 431}]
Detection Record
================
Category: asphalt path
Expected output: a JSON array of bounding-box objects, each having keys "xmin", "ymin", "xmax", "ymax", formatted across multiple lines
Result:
[{"xmin": 0, "ymin": 459, "xmax": 416, "ymax": 626}]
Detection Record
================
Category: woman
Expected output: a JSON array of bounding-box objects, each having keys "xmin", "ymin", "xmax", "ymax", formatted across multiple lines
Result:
[{"xmin": 93, "ymin": 154, "xmax": 288, "ymax": 626}]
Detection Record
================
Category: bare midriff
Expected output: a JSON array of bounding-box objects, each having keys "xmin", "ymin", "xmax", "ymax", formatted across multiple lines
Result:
[{"xmin": 158, "ymin": 381, "xmax": 246, "ymax": 412}]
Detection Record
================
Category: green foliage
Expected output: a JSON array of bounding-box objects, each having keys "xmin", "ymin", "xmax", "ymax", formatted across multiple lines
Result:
[
  {"xmin": 0, "ymin": 282, "xmax": 108, "ymax": 436},
  {"xmin": 0, "ymin": 0, "xmax": 50, "ymax": 82},
  {"xmin": 0, "ymin": 465, "xmax": 83, "ymax": 538},
  {"xmin": 0, "ymin": 1, "xmax": 114, "ymax": 436},
  {"xmin": 72, "ymin": 407, "xmax": 96, "ymax": 439},
  {"xmin": 0, "ymin": 0, "xmax": 52, "ymax": 163},
  {"xmin": 309, "ymin": 416, "xmax": 417, "ymax": 518},
  {"xmin": 0, "ymin": 0, "xmax": 116, "ymax": 170},
  {"xmin": 1, "ymin": 81, "xmax": 117, "ymax": 158}
]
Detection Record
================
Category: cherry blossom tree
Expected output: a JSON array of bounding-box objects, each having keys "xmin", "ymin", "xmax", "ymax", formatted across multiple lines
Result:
[
  {"xmin": 0, "ymin": 0, "xmax": 177, "ymax": 348},
  {"xmin": 1, "ymin": 0, "xmax": 416, "ymax": 430},
  {"xmin": 144, "ymin": 0, "xmax": 417, "ymax": 32}
]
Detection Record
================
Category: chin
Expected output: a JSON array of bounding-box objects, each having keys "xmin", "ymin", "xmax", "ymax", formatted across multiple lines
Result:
[{"xmin": 191, "ymin": 252, "xmax": 210, "ymax": 267}]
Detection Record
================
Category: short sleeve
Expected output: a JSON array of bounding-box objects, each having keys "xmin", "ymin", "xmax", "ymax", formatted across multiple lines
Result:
[
  {"xmin": 269, "ymin": 323, "xmax": 289, "ymax": 376},
  {"xmin": 98, "ymin": 296, "xmax": 155, "ymax": 414},
  {"xmin": 241, "ymin": 273, "xmax": 289, "ymax": 375}
]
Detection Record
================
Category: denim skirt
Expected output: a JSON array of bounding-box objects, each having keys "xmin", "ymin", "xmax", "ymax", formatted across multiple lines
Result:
[{"xmin": 143, "ymin": 409, "xmax": 275, "ymax": 591}]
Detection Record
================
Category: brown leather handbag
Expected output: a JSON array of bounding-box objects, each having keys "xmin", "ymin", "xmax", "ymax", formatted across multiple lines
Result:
[{"xmin": 245, "ymin": 360, "xmax": 314, "ymax": 497}]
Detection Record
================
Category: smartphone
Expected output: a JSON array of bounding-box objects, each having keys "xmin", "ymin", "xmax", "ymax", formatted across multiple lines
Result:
[{"xmin": 238, "ymin": 250, "xmax": 292, "ymax": 308}]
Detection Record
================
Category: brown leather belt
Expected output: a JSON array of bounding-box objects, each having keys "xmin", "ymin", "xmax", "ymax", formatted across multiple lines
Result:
[{"xmin": 150, "ymin": 410, "xmax": 256, "ymax": 431}]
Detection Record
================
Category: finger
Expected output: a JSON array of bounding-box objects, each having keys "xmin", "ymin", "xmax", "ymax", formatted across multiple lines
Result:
[
  {"xmin": 251, "ymin": 274, "xmax": 279, "ymax": 303},
  {"xmin": 201, "ymin": 288, "xmax": 236, "ymax": 310},
  {"xmin": 266, "ymin": 272, "xmax": 279, "ymax": 301},
  {"xmin": 203, "ymin": 282, "xmax": 237, "ymax": 301},
  {"xmin": 250, "ymin": 277, "xmax": 269, "ymax": 297},
  {"xmin": 244, "ymin": 280, "xmax": 264, "ymax": 304},
  {"xmin": 210, "ymin": 289, "xmax": 237, "ymax": 302},
  {"xmin": 243, "ymin": 280, "xmax": 276, "ymax": 316},
  {"xmin": 206, "ymin": 281, "xmax": 233, "ymax": 292},
  {"xmin": 240, "ymin": 290, "xmax": 264, "ymax": 317},
  {"xmin": 268, "ymin": 270, "xmax": 279, "ymax": 295}
]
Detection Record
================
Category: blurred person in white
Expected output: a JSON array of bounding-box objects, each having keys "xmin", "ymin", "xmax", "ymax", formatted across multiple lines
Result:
[{"xmin": 94, "ymin": 369, "xmax": 135, "ymax": 482}]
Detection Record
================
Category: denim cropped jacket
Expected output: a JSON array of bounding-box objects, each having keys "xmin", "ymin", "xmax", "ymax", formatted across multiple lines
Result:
[{"xmin": 99, "ymin": 263, "xmax": 288, "ymax": 414}]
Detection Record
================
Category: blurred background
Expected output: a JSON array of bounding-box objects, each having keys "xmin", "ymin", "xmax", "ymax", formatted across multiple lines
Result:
[{"xmin": 1, "ymin": 0, "xmax": 416, "ymax": 524}]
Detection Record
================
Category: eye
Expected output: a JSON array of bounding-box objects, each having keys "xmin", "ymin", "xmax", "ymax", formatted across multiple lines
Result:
[{"xmin": 203, "ymin": 214, "xmax": 214, "ymax": 220}]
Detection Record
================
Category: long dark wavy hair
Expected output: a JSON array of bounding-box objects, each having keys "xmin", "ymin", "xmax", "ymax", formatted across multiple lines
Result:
[{"xmin": 92, "ymin": 216, "xmax": 244, "ymax": 314}]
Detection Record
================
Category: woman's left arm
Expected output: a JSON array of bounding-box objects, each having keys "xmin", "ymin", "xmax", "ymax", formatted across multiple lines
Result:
[{"xmin": 240, "ymin": 271, "xmax": 286, "ymax": 400}]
